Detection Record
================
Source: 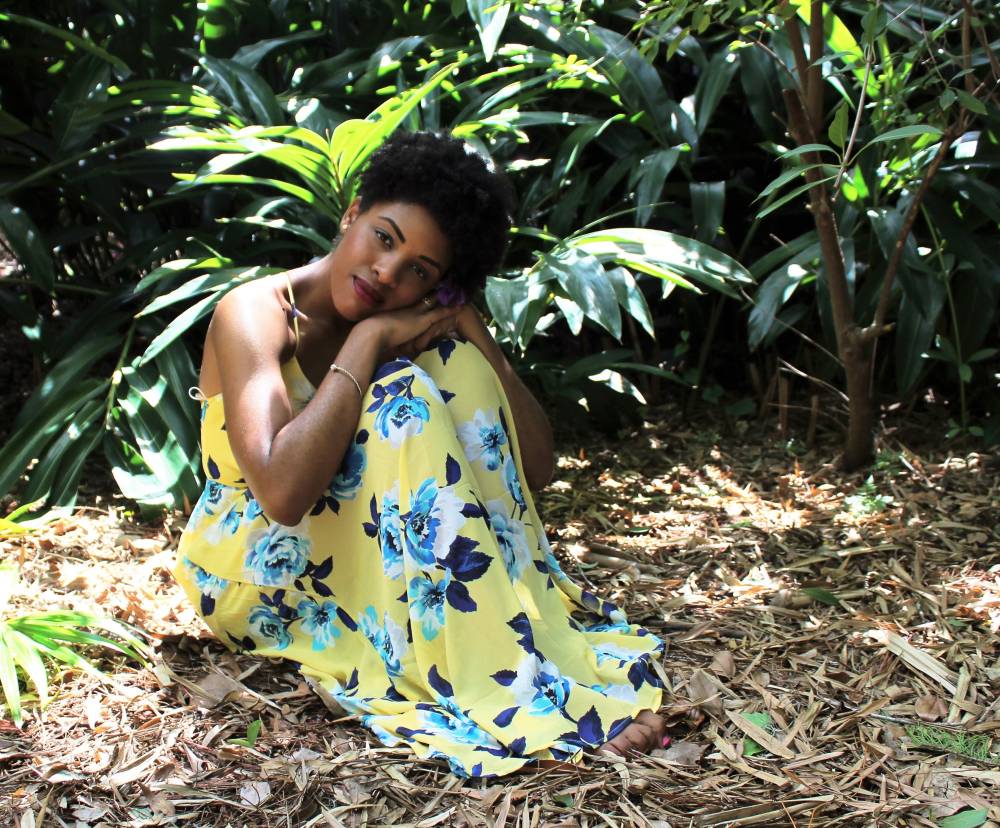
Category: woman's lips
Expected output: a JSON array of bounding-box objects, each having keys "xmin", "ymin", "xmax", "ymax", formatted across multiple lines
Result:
[{"xmin": 352, "ymin": 276, "xmax": 383, "ymax": 307}]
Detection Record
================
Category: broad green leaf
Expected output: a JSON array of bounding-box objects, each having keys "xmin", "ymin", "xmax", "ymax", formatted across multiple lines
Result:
[
  {"xmin": 21, "ymin": 399, "xmax": 103, "ymax": 505},
  {"xmin": 543, "ymin": 247, "xmax": 622, "ymax": 340},
  {"xmin": 955, "ymin": 90, "xmax": 987, "ymax": 116},
  {"xmin": 694, "ymin": 50, "xmax": 738, "ymax": 136},
  {"xmin": 5, "ymin": 628, "xmax": 49, "ymax": 707},
  {"xmin": 690, "ymin": 181, "xmax": 725, "ymax": 243},
  {"xmin": 865, "ymin": 125, "xmax": 943, "ymax": 146},
  {"xmin": 748, "ymin": 257, "xmax": 815, "ymax": 350},
  {"xmin": 0, "ymin": 200, "xmax": 55, "ymax": 292},
  {"xmin": 137, "ymin": 265, "xmax": 278, "ymax": 317},
  {"xmin": 0, "ymin": 381, "xmax": 106, "ymax": 497},
  {"xmin": 0, "ymin": 631, "xmax": 23, "ymax": 725},
  {"xmin": 938, "ymin": 810, "xmax": 988, "ymax": 828},
  {"xmin": 741, "ymin": 712, "xmax": 774, "ymax": 757},
  {"xmin": 0, "ymin": 12, "xmax": 131, "ymax": 74},
  {"xmin": 801, "ymin": 587, "xmax": 840, "ymax": 606},
  {"xmin": 606, "ymin": 267, "xmax": 655, "ymax": 338},
  {"xmin": 467, "ymin": 0, "xmax": 512, "ymax": 62},
  {"xmin": 571, "ymin": 228, "xmax": 753, "ymax": 297},
  {"xmin": 232, "ymin": 30, "xmax": 323, "ymax": 69},
  {"xmin": 633, "ymin": 149, "xmax": 680, "ymax": 226},
  {"xmin": 139, "ymin": 292, "xmax": 222, "ymax": 365},
  {"xmin": 828, "ymin": 102, "xmax": 849, "ymax": 150}
]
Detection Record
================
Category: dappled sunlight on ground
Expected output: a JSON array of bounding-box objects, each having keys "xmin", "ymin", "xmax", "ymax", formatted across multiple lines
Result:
[{"xmin": 1, "ymin": 406, "xmax": 998, "ymax": 826}]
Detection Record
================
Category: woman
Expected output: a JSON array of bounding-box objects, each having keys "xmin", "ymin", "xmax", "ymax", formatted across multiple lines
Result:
[{"xmin": 174, "ymin": 131, "xmax": 666, "ymax": 777}]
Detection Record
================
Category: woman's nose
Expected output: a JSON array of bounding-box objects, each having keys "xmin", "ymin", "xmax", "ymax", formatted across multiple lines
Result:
[{"xmin": 373, "ymin": 258, "xmax": 400, "ymax": 287}]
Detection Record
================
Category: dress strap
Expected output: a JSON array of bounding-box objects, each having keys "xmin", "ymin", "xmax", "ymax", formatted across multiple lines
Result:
[
  {"xmin": 188, "ymin": 386, "xmax": 208, "ymax": 402},
  {"xmin": 285, "ymin": 273, "xmax": 301, "ymax": 355}
]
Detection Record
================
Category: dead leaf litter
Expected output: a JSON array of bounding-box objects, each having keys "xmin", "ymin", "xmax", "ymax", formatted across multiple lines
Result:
[{"xmin": 2, "ymin": 410, "xmax": 998, "ymax": 826}]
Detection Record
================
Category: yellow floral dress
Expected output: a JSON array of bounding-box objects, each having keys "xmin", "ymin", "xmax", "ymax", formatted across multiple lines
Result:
[{"xmin": 174, "ymin": 338, "xmax": 663, "ymax": 777}]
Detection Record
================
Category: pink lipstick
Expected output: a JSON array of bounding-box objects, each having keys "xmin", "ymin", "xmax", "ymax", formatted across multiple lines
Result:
[{"xmin": 353, "ymin": 276, "xmax": 383, "ymax": 307}]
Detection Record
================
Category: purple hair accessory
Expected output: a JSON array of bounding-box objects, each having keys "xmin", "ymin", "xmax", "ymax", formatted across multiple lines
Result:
[{"xmin": 435, "ymin": 281, "xmax": 466, "ymax": 308}]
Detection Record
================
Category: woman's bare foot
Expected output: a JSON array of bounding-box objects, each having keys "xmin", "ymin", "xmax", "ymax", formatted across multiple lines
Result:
[{"xmin": 598, "ymin": 710, "xmax": 667, "ymax": 757}]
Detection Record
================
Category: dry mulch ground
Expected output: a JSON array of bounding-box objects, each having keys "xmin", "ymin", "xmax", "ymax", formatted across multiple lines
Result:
[{"xmin": 1, "ymin": 407, "xmax": 998, "ymax": 827}]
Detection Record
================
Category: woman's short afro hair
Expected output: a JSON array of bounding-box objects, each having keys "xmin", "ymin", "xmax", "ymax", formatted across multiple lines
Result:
[{"xmin": 356, "ymin": 131, "xmax": 514, "ymax": 295}]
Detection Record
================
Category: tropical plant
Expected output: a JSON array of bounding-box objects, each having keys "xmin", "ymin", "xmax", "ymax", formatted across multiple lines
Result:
[
  {"xmin": 0, "ymin": 561, "xmax": 148, "ymax": 726},
  {"xmin": 639, "ymin": 0, "xmax": 1000, "ymax": 467},
  {"xmin": 0, "ymin": 0, "xmax": 755, "ymax": 514}
]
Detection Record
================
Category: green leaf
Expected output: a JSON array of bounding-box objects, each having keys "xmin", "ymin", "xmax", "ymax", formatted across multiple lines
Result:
[
  {"xmin": 690, "ymin": 181, "xmax": 725, "ymax": 243},
  {"xmin": 865, "ymin": 125, "xmax": 943, "ymax": 146},
  {"xmin": 571, "ymin": 228, "xmax": 752, "ymax": 297},
  {"xmin": 939, "ymin": 810, "xmax": 988, "ymax": 828},
  {"xmin": 740, "ymin": 712, "xmax": 774, "ymax": 757},
  {"xmin": 606, "ymin": 267, "xmax": 655, "ymax": 338},
  {"xmin": 543, "ymin": 247, "xmax": 622, "ymax": 340},
  {"xmin": 0, "ymin": 200, "xmax": 55, "ymax": 292},
  {"xmin": 758, "ymin": 164, "xmax": 835, "ymax": 200},
  {"xmin": 778, "ymin": 143, "xmax": 838, "ymax": 160},
  {"xmin": 828, "ymin": 102, "xmax": 849, "ymax": 150},
  {"xmin": 757, "ymin": 176, "xmax": 837, "ymax": 219},
  {"xmin": 0, "ymin": 630, "xmax": 23, "ymax": 725},
  {"xmin": 801, "ymin": 587, "xmax": 840, "ymax": 606},
  {"xmin": 633, "ymin": 149, "xmax": 680, "ymax": 226},
  {"xmin": 955, "ymin": 90, "xmax": 987, "ymax": 115},
  {"xmin": 467, "ymin": 0, "xmax": 512, "ymax": 62},
  {"xmin": 694, "ymin": 51, "xmax": 738, "ymax": 136},
  {"xmin": 0, "ymin": 12, "xmax": 131, "ymax": 74}
]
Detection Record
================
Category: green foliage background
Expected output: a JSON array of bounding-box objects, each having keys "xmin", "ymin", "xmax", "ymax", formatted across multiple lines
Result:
[{"xmin": 0, "ymin": 0, "xmax": 997, "ymax": 515}]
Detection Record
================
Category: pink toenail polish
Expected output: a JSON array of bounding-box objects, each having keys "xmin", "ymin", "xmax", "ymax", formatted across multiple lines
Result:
[{"xmin": 661, "ymin": 736, "xmax": 671, "ymax": 748}]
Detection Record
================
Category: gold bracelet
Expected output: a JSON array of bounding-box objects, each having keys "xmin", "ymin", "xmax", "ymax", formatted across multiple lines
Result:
[{"xmin": 329, "ymin": 362, "xmax": 363, "ymax": 399}]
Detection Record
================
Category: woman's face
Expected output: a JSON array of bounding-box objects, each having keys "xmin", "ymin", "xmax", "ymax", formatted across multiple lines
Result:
[{"xmin": 329, "ymin": 200, "xmax": 452, "ymax": 321}]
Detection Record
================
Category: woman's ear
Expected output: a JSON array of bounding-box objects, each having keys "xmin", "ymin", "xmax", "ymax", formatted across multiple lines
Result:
[{"xmin": 340, "ymin": 198, "xmax": 361, "ymax": 233}]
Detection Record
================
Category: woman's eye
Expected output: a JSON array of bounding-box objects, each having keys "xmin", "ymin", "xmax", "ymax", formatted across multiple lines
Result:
[
  {"xmin": 375, "ymin": 229, "xmax": 391, "ymax": 247},
  {"xmin": 413, "ymin": 265, "xmax": 429, "ymax": 281}
]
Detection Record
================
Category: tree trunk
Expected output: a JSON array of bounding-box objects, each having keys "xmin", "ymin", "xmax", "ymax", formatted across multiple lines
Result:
[{"xmin": 841, "ymin": 333, "xmax": 874, "ymax": 470}]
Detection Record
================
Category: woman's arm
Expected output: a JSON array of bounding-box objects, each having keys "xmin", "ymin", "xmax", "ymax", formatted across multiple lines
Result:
[
  {"xmin": 210, "ymin": 280, "xmax": 460, "ymax": 525},
  {"xmin": 454, "ymin": 306, "xmax": 555, "ymax": 490}
]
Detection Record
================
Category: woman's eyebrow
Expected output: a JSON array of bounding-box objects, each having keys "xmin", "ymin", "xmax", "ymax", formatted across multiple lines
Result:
[
  {"xmin": 379, "ymin": 215, "xmax": 406, "ymax": 242},
  {"xmin": 419, "ymin": 254, "xmax": 443, "ymax": 272},
  {"xmin": 379, "ymin": 215, "xmax": 443, "ymax": 272}
]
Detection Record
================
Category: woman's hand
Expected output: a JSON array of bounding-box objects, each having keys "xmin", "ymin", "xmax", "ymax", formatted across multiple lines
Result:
[{"xmin": 357, "ymin": 299, "xmax": 461, "ymax": 361}]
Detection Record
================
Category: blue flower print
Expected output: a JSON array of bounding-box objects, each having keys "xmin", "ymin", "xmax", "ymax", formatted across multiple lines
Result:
[
  {"xmin": 401, "ymin": 478, "xmax": 466, "ymax": 569},
  {"xmin": 408, "ymin": 570, "xmax": 451, "ymax": 641},
  {"xmin": 378, "ymin": 484, "xmax": 404, "ymax": 580},
  {"xmin": 509, "ymin": 655, "xmax": 572, "ymax": 716},
  {"xmin": 330, "ymin": 442, "xmax": 367, "ymax": 500},
  {"xmin": 590, "ymin": 681, "xmax": 639, "ymax": 705},
  {"xmin": 486, "ymin": 500, "xmax": 532, "ymax": 581},
  {"xmin": 184, "ymin": 558, "xmax": 228, "ymax": 598},
  {"xmin": 538, "ymin": 534, "xmax": 566, "ymax": 581},
  {"xmin": 297, "ymin": 597, "xmax": 342, "ymax": 651},
  {"xmin": 503, "ymin": 457, "xmax": 527, "ymax": 514},
  {"xmin": 375, "ymin": 395, "xmax": 431, "ymax": 447},
  {"xmin": 244, "ymin": 523, "xmax": 311, "ymax": 586},
  {"xmin": 358, "ymin": 606, "xmax": 407, "ymax": 678},
  {"xmin": 244, "ymin": 497, "xmax": 264, "ymax": 521},
  {"xmin": 188, "ymin": 480, "xmax": 225, "ymax": 528},
  {"xmin": 221, "ymin": 504, "xmax": 241, "ymax": 535},
  {"xmin": 248, "ymin": 605, "xmax": 292, "ymax": 650},
  {"xmin": 419, "ymin": 698, "xmax": 500, "ymax": 748},
  {"xmin": 204, "ymin": 480, "xmax": 224, "ymax": 512},
  {"xmin": 458, "ymin": 409, "xmax": 507, "ymax": 471},
  {"xmin": 592, "ymin": 641, "xmax": 646, "ymax": 667}
]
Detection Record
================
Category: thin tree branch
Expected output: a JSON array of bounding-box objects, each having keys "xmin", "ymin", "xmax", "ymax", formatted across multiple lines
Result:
[
  {"xmin": 961, "ymin": 0, "xmax": 975, "ymax": 94},
  {"xmin": 782, "ymin": 88, "xmax": 853, "ymax": 354},
  {"xmin": 784, "ymin": 14, "xmax": 814, "ymax": 131},
  {"xmin": 808, "ymin": 0, "xmax": 824, "ymax": 128},
  {"xmin": 860, "ymin": 126, "xmax": 958, "ymax": 344},
  {"xmin": 962, "ymin": 0, "xmax": 1000, "ymax": 96},
  {"xmin": 834, "ymin": 49, "xmax": 873, "ymax": 194}
]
